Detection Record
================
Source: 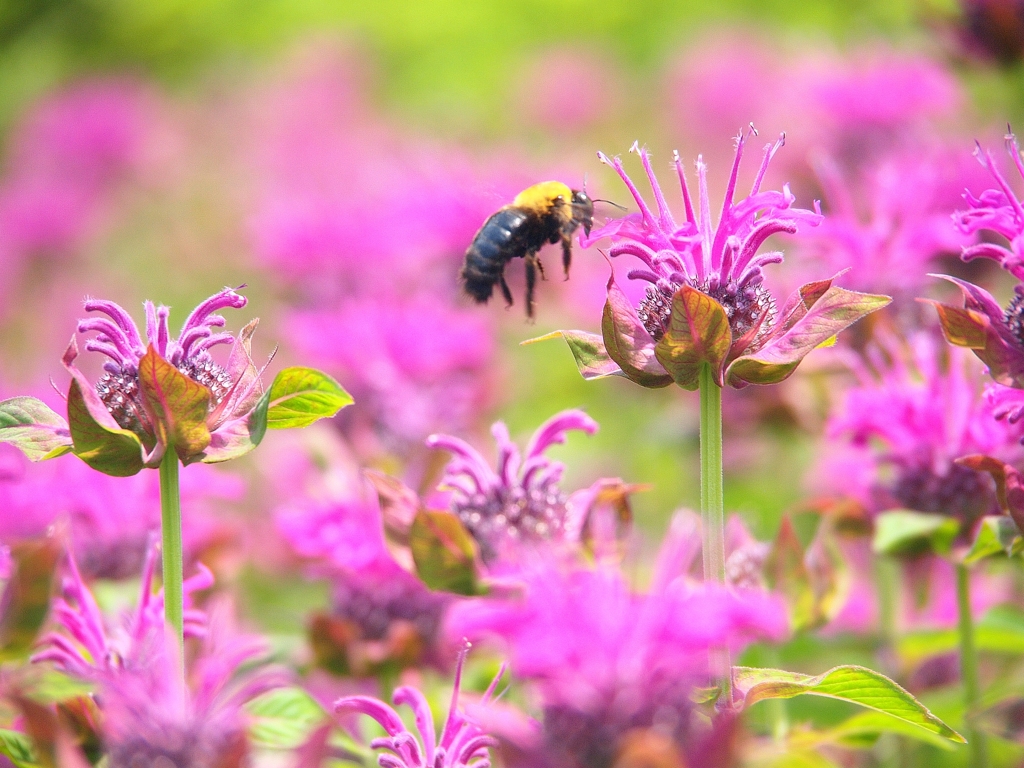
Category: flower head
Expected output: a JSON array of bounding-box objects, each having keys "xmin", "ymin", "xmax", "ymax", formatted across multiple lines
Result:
[
  {"xmin": 554, "ymin": 133, "xmax": 889, "ymax": 390},
  {"xmin": 446, "ymin": 514, "xmax": 787, "ymax": 767},
  {"xmin": 334, "ymin": 643, "xmax": 500, "ymax": 768},
  {"xmin": 932, "ymin": 132, "xmax": 1024, "ymax": 390},
  {"xmin": 60, "ymin": 287, "xmax": 267, "ymax": 473},
  {"xmin": 32, "ymin": 539, "xmax": 212, "ymax": 679},
  {"xmin": 818, "ymin": 333, "xmax": 1023, "ymax": 528},
  {"xmin": 426, "ymin": 409, "xmax": 600, "ymax": 563},
  {"xmin": 276, "ymin": 491, "xmax": 451, "ymax": 675}
]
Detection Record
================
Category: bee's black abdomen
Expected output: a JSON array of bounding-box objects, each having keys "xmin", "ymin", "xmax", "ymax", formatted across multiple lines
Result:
[{"xmin": 461, "ymin": 208, "xmax": 529, "ymax": 302}]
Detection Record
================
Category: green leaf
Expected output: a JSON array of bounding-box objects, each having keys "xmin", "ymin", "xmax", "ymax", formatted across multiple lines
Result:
[
  {"xmin": 523, "ymin": 330, "xmax": 625, "ymax": 380},
  {"xmin": 871, "ymin": 510, "xmax": 959, "ymax": 557},
  {"xmin": 654, "ymin": 285, "xmax": 732, "ymax": 390},
  {"xmin": 137, "ymin": 345, "xmax": 212, "ymax": 461},
  {"xmin": 0, "ymin": 397, "xmax": 72, "ymax": 462},
  {"xmin": 964, "ymin": 515, "xmax": 1022, "ymax": 564},
  {"xmin": 0, "ymin": 537, "xmax": 61, "ymax": 661},
  {"xmin": 733, "ymin": 665, "xmax": 964, "ymax": 743},
  {"xmin": 245, "ymin": 687, "xmax": 326, "ymax": 750},
  {"xmin": 263, "ymin": 367, "xmax": 352, "ymax": 430},
  {"xmin": 600, "ymin": 275, "xmax": 673, "ymax": 388},
  {"xmin": 808, "ymin": 711, "xmax": 957, "ymax": 751},
  {"xmin": 66, "ymin": 376, "xmax": 146, "ymax": 477},
  {"xmin": 727, "ymin": 286, "xmax": 890, "ymax": 387},
  {"xmin": 0, "ymin": 729, "xmax": 38, "ymax": 768},
  {"xmin": 409, "ymin": 510, "xmax": 478, "ymax": 596}
]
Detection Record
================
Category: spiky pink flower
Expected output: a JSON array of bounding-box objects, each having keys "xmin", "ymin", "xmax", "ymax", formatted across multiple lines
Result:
[
  {"xmin": 932, "ymin": 132, "xmax": 1024, "ymax": 391},
  {"xmin": 334, "ymin": 644, "xmax": 501, "ymax": 768},
  {"xmin": 276, "ymin": 491, "xmax": 451, "ymax": 675},
  {"xmin": 819, "ymin": 333, "xmax": 1023, "ymax": 526},
  {"xmin": 447, "ymin": 514, "xmax": 786, "ymax": 767},
  {"xmin": 554, "ymin": 133, "xmax": 889, "ymax": 390},
  {"xmin": 60, "ymin": 287, "xmax": 268, "ymax": 472},
  {"xmin": 32, "ymin": 540, "xmax": 212, "ymax": 679},
  {"xmin": 426, "ymin": 410, "xmax": 600, "ymax": 563},
  {"xmin": 0, "ymin": 439, "xmax": 240, "ymax": 578},
  {"xmin": 33, "ymin": 544, "xmax": 284, "ymax": 767}
]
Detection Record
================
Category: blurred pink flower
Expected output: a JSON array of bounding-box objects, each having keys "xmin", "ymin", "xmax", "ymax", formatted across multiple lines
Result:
[
  {"xmin": 818, "ymin": 333, "xmax": 1023, "ymax": 526},
  {"xmin": 0, "ymin": 78, "xmax": 161, "ymax": 312},
  {"xmin": 800, "ymin": 146, "xmax": 978, "ymax": 299},
  {"xmin": 668, "ymin": 40, "xmax": 962, "ymax": 172},
  {"xmin": 276, "ymin": 487, "xmax": 451, "ymax": 675},
  {"xmin": 514, "ymin": 47, "xmax": 620, "ymax": 135},
  {"xmin": 0, "ymin": 439, "xmax": 241, "ymax": 579},
  {"xmin": 426, "ymin": 409, "xmax": 600, "ymax": 564},
  {"xmin": 286, "ymin": 294, "xmax": 495, "ymax": 452},
  {"xmin": 446, "ymin": 513, "xmax": 786, "ymax": 767},
  {"xmin": 34, "ymin": 545, "xmax": 284, "ymax": 766},
  {"xmin": 33, "ymin": 541, "xmax": 212, "ymax": 678}
]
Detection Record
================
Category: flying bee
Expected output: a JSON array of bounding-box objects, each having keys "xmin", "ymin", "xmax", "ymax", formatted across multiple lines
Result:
[{"xmin": 460, "ymin": 181, "xmax": 594, "ymax": 319}]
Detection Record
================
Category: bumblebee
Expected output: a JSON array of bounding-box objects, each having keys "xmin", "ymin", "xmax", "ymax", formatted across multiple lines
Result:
[{"xmin": 460, "ymin": 181, "xmax": 594, "ymax": 318}]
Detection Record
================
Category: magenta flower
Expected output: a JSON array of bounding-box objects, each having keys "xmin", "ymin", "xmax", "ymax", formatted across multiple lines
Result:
[
  {"xmin": 0, "ymin": 442, "xmax": 240, "ymax": 578},
  {"xmin": 287, "ymin": 293, "xmax": 494, "ymax": 452},
  {"xmin": 32, "ymin": 543, "xmax": 284, "ymax": 766},
  {"xmin": 446, "ymin": 516, "xmax": 787, "ymax": 767},
  {"xmin": 426, "ymin": 409, "xmax": 601, "ymax": 563},
  {"xmin": 277, "ymin": 492, "xmax": 451, "ymax": 675},
  {"xmin": 553, "ymin": 134, "xmax": 889, "ymax": 389},
  {"xmin": 802, "ymin": 147, "xmax": 977, "ymax": 300},
  {"xmin": 932, "ymin": 132, "xmax": 1024, "ymax": 391},
  {"xmin": 818, "ymin": 333, "xmax": 1023, "ymax": 527},
  {"xmin": 333, "ymin": 644, "xmax": 500, "ymax": 768},
  {"xmin": 32, "ymin": 540, "xmax": 212, "ymax": 679}
]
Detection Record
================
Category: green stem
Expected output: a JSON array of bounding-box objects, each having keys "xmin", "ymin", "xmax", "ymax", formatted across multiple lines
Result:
[
  {"xmin": 956, "ymin": 562, "xmax": 988, "ymax": 768},
  {"xmin": 159, "ymin": 449, "xmax": 184, "ymax": 670},
  {"xmin": 698, "ymin": 363, "xmax": 731, "ymax": 702}
]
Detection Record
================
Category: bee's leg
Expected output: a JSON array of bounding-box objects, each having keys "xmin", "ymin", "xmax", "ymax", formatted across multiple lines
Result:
[
  {"xmin": 499, "ymin": 273, "xmax": 514, "ymax": 307},
  {"xmin": 534, "ymin": 254, "xmax": 547, "ymax": 281},
  {"xmin": 561, "ymin": 233, "xmax": 572, "ymax": 279},
  {"xmin": 524, "ymin": 255, "xmax": 537, "ymax": 319}
]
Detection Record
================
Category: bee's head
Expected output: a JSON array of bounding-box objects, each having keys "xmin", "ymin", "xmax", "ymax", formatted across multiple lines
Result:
[{"xmin": 571, "ymin": 189, "xmax": 594, "ymax": 236}]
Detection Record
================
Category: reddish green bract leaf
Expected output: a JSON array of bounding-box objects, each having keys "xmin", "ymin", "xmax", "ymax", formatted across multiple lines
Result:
[
  {"xmin": 727, "ymin": 285, "xmax": 891, "ymax": 386},
  {"xmin": 0, "ymin": 537, "xmax": 61, "ymax": 661},
  {"xmin": 0, "ymin": 397, "xmax": 72, "ymax": 461},
  {"xmin": 957, "ymin": 454, "xmax": 1024, "ymax": 534},
  {"xmin": 523, "ymin": 330, "xmax": 625, "ymax": 380},
  {"xmin": 66, "ymin": 377, "xmax": 146, "ymax": 477},
  {"xmin": 196, "ymin": 408, "xmax": 268, "ymax": 464},
  {"xmin": 138, "ymin": 345, "xmax": 212, "ymax": 462},
  {"xmin": 927, "ymin": 301, "xmax": 990, "ymax": 350},
  {"xmin": 654, "ymin": 285, "xmax": 732, "ymax": 390},
  {"xmin": 409, "ymin": 510, "xmax": 479, "ymax": 596},
  {"xmin": 601, "ymin": 276, "xmax": 673, "ymax": 388},
  {"xmin": 733, "ymin": 665, "xmax": 964, "ymax": 743}
]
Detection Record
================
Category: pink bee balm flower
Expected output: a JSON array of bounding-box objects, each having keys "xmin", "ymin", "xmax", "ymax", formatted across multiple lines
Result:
[
  {"xmin": 32, "ymin": 540, "xmax": 212, "ymax": 679},
  {"xmin": 33, "ymin": 544, "xmax": 284, "ymax": 766},
  {"xmin": 334, "ymin": 643, "xmax": 501, "ymax": 768},
  {"xmin": 552, "ymin": 133, "xmax": 889, "ymax": 390},
  {"xmin": 47, "ymin": 287, "xmax": 267, "ymax": 475},
  {"xmin": 446, "ymin": 516, "xmax": 787, "ymax": 767},
  {"xmin": 819, "ymin": 333, "xmax": 1023, "ymax": 528},
  {"xmin": 276, "ymin": 493, "xmax": 451, "ymax": 676},
  {"xmin": 426, "ymin": 409, "xmax": 600, "ymax": 563},
  {"xmin": 932, "ymin": 132, "xmax": 1024, "ymax": 392}
]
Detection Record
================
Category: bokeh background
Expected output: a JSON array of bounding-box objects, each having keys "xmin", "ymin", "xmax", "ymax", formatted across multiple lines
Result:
[{"xmin": 3, "ymin": 3, "xmax": 1024, "ymax": 762}]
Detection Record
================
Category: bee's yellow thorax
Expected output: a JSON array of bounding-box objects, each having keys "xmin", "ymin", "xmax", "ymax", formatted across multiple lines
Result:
[{"xmin": 512, "ymin": 181, "xmax": 573, "ymax": 216}]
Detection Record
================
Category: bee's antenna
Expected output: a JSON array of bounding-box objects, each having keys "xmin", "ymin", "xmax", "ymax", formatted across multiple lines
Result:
[{"xmin": 591, "ymin": 198, "xmax": 627, "ymax": 211}]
